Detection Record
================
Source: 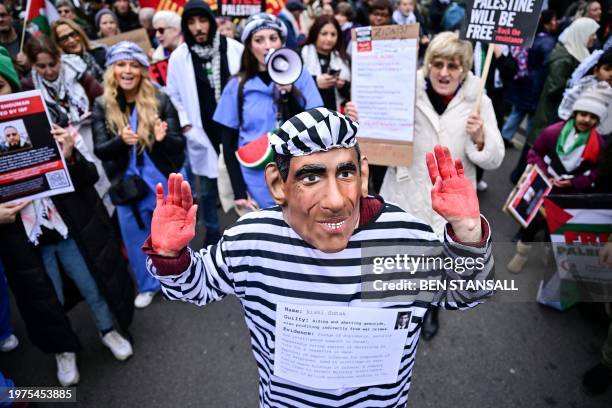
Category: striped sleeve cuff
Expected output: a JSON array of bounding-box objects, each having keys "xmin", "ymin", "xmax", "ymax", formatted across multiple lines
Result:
[
  {"xmin": 445, "ymin": 216, "xmax": 490, "ymax": 248},
  {"xmin": 142, "ymin": 236, "xmax": 191, "ymax": 276}
]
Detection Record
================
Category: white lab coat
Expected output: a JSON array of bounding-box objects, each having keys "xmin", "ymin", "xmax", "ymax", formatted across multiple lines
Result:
[{"xmin": 165, "ymin": 39, "xmax": 244, "ymax": 178}]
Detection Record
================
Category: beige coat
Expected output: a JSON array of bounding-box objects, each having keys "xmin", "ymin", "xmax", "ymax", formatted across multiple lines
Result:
[{"xmin": 380, "ymin": 69, "xmax": 505, "ymax": 236}]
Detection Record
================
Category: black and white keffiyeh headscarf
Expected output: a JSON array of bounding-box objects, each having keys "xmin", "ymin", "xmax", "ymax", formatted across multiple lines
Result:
[
  {"xmin": 190, "ymin": 31, "xmax": 223, "ymax": 102},
  {"xmin": 270, "ymin": 108, "xmax": 359, "ymax": 157},
  {"xmin": 32, "ymin": 54, "xmax": 90, "ymax": 125}
]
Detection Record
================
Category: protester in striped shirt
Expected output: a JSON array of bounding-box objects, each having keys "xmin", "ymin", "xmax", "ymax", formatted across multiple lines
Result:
[{"xmin": 144, "ymin": 108, "xmax": 494, "ymax": 407}]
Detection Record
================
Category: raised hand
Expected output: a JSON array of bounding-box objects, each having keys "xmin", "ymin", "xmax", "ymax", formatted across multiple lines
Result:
[
  {"xmin": 426, "ymin": 145, "xmax": 482, "ymax": 242},
  {"xmin": 151, "ymin": 173, "xmax": 198, "ymax": 256}
]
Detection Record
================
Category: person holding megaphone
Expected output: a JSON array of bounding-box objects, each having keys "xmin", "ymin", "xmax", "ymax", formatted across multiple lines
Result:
[{"xmin": 213, "ymin": 13, "xmax": 323, "ymax": 212}]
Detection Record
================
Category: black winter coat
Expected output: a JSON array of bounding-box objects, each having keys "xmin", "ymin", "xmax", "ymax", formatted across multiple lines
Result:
[
  {"xmin": 92, "ymin": 92, "xmax": 186, "ymax": 186},
  {"xmin": 0, "ymin": 150, "xmax": 135, "ymax": 354}
]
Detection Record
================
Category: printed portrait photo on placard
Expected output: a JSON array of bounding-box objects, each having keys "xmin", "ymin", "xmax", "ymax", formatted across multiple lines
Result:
[{"xmin": 0, "ymin": 119, "xmax": 32, "ymax": 155}]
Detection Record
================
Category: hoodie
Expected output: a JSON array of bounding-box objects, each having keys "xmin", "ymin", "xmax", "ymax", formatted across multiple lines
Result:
[
  {"xmin": 180, "ymin": 0, "xmax": 228, "ymax": 150},
  {"xmin": 181, "ymin": 0, "xmax": 217, "ymax": 47}
]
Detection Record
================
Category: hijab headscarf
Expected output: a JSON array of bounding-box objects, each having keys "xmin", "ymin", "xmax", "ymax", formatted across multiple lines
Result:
[{"xmin": 559, "ymin": 17, "xmax": 600, "ymax": 62}]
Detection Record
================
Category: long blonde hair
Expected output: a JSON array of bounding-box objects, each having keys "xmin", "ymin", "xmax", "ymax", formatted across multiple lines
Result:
[{"xmin": 103, "ymin": 65, "xmax": 158, "ymax": 152}]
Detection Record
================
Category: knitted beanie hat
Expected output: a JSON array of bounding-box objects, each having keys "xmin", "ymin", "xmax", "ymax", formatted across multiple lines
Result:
[
  {"xmin": 106, "ymin": 41, "xmax": 150, "ymax": 68},
  {"xmin": 241, "ymin": 13, "xmax": 287, "ymax": 43},
  {"xmin": 572, "ymin": 81, "xmax": 612, "ymax": 120},
  {"xmin": 95, "ymin": 8, "xmax": 119, "ymax": 31},
  {"xmin": 0, "ymin": 47, "xmax": 20, "ymax": 92}
]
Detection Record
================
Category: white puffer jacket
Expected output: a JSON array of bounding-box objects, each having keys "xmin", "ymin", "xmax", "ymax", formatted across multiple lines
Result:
[{"xmin": 380, "ymin": 69, "xmax": 505, "ymax": 236}]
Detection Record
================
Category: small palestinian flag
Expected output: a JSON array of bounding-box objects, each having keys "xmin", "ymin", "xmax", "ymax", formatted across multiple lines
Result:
[{"xmin": 24, "ymin": 0, "xmax": 59, "ymax": 37}]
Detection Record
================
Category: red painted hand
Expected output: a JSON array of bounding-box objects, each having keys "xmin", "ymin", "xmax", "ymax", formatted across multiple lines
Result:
[
  {"xmin": 151, "ymin": 173, "xmax": 198, "ymax": 256},
  {"xmin": 426, "ymin": 145, "xmax": 482, "ymax": 242}
]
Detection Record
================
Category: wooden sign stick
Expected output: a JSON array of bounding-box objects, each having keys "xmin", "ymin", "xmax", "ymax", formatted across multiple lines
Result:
[
  {"xmin": 474, "ymin": 42, "xmax": 495, "ymax": 114},
  {"xmin": 19, "ymin": 18, "xmax": 28, "ymax": 54}
]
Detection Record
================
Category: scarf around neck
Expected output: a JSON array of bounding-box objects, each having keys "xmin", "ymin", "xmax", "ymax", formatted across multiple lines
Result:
[
  {"xmin": 555, "ymin": 118, "xmax": 600, "ymax": 172},
  {"xmin": 80, "ymin": 50, "xmax": 104, "ymax": 82},
  {"xmin": 20, "ymin": 198, "xmax": 69, "ymax": 245},
  {"xmin": 32, "ymin": 54, "xmax": 90, "ymax": 125},
  {"xmin": 190, "ymin": 31, "xmax": 222, "ymax": 102}
]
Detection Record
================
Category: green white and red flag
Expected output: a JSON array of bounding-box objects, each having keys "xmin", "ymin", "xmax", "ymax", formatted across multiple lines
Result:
[{"xmin": 24, "ymin": 0, "xmax": 60, "ymax": 37}]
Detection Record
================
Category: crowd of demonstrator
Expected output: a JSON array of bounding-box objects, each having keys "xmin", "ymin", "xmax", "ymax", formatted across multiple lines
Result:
[{"xmin": 0, "ymin": 0, "xmax": 611, "ymax": 398}]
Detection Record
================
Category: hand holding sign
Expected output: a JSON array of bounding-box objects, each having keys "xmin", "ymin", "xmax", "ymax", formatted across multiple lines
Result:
[
  {"xmin": 0, "ymin": 201, "xmax": 29, "ymax": 224},
  {"xmin": 466, "ymin": 112, "xmax": 485, "ymax": 149},
  {"xmin": 426, "ymin": 145, "xmax": 481, "ymax": 242},
  {"xmin": 51, "ymin": 124, "xmax": 75, "ymax": 160}
]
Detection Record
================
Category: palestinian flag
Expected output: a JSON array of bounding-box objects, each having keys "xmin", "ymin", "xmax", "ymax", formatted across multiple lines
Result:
[
  {"xmin": 538, "ymin": 194, "xmax": 612, "ymax": 310},
  {"xmin": 24, "ymin": 0, "xmax": 60, "ymax": 37}
]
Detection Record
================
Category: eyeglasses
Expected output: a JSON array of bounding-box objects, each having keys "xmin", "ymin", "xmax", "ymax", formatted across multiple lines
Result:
[
  {"xmin": 429, "ymin": 60, "xmax": 463, "ymax": 74},
  {"xmin": 57, "ymin": 31, "xmax": 79, "ymax": 44},
  {"xmin": 155, "ymin": 27, "xmax": 167, "ymax": 34}
]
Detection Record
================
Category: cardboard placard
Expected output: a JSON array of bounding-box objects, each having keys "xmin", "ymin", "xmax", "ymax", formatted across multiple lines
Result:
[
  {"xmin": 351, "ymin": 24, "xmax": 419, "ymax": 167},
  {"xmin": 218, "ymin": 0, "xmax": 265, "ymax": 18},
  {"xmin": 460, "ymin": 0, "xmax": 545, "ymax": 47},
  {"xmin": 149, "ymin": 59, "xmax": 169, "ymax": 87},
  {"xmin": 0, "ymin": 90, "xmax": 74, "ymax": 203},
  {"xmin": 95, "ymin": 28, "xmax": 152, "ymax": 54}
]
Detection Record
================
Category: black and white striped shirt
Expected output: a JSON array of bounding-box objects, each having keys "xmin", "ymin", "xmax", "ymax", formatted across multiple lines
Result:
[{"xmin": 147, "ymin": 199, "xmax": 494, "ymax": 407}]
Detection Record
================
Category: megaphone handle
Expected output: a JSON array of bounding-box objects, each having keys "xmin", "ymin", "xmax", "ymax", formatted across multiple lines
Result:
[{"xmin": 277, "ymin": 92, "xmax": 289, "ymax": 123}]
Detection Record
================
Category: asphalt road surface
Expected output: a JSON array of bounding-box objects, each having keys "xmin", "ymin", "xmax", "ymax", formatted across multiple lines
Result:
[{"xmin": 1, "ymin": 146, "xmax": 611, "ymax": 407}]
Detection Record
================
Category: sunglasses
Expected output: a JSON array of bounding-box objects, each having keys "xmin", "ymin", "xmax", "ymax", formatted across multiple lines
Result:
[
  {"xmin": 57, "ymin": 31, "xmax": 79, "ymax": 43},
  {"xmin": 155, "ymin": 27, "xmax": 167, "ymax": 34},
  {"xmin": 429, "ymin": 60, "xmax": 463, "ymax": 73}
]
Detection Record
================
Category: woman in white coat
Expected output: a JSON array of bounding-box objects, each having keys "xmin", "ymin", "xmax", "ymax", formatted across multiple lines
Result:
[
  {"xmin": 381, "ymin": 32, "xmax": 505, "ymax": 234},
  {"xmin": 380, "ymin": 32, "xmax": 505, "ymax": 340}
]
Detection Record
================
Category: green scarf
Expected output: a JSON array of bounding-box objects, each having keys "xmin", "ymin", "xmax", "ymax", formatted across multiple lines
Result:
[{"xmin": 555, "ymin": 119, "xmax": 590, "ymax": 156}]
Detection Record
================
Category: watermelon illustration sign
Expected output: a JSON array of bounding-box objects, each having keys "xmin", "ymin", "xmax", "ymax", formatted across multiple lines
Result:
[
  {"xmin": 460, "ymin": 0, "xmax": 545, "ymax": 47},
  {"xmin": 235, "ymin": 131, "xmax": 275, "ymax": 170}
]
